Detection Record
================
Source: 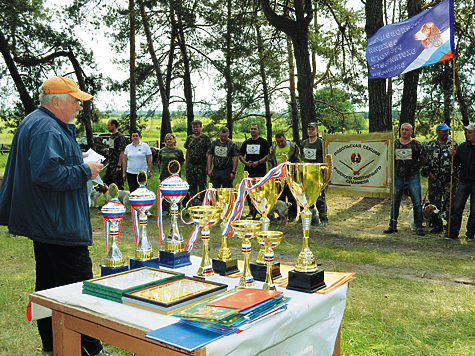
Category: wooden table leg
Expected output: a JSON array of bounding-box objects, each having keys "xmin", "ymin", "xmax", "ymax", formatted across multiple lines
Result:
[
  {"xmin": 52, "ymin": 310, "xmax": 81, "ymax": 356},
  {"xmin": 331, "ymin": 325, "xmax": 341, "ymax": 356}
]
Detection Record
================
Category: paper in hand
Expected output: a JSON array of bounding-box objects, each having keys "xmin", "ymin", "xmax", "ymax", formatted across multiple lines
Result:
[{"xmin": 83, "ymin": 149, "xmax": 105, "ymax": 185}]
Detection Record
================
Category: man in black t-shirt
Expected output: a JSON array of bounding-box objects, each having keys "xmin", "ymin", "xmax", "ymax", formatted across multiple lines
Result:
[{"xmin": 239, "ymin": 123, "xmax": 270, "ymax": 218}]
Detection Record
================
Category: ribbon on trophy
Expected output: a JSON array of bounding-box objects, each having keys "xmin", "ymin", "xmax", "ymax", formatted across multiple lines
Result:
[
  {"xmin": 183, "ymin": 187, "xmax": 216, "ymax": 252},
  {"xmin": 222, "ymin": 162, "xmax": 288, "ymax": 237},
  {"xmin": 103, "ymin": 199, "xmax": 124, "ymax": 252}
]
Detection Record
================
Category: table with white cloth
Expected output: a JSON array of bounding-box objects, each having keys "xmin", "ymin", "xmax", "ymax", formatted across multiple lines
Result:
[{"xmin": 29, "ymin": 256, "xmax": 349, "ymax": 356}]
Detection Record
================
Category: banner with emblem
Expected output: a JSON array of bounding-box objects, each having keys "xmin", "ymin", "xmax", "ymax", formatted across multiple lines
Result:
[{"xmin": 323, "ymin": 132, "xmax": 394, "ymax": 198}]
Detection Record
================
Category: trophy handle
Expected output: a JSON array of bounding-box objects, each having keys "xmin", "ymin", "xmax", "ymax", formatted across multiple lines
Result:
[
  {"xmin": 167, "ymin": 160, "xmax": 181, "ymax": 175},
  {"xmin": 321, "ymin": 154, "xmax": 333, "ymax": 189}
]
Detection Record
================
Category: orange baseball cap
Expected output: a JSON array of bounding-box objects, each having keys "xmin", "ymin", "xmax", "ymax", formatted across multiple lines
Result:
[{"xmin": 41, "ymin": 76, "xmax": 93, "ymax": 101}]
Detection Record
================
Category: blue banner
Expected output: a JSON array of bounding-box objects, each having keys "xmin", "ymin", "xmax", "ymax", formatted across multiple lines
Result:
[{"xmin": 367, "ymin": 0, "xmax": 454, "ymax": 79}]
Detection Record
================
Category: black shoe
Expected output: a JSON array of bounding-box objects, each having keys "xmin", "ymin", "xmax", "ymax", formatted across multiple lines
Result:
[
  {"xmin": 444, "ymin": 233, "xmax": 457, "ymax": 240},
  {"xmin": 416, "ymin": 229, "xmax": 425, "ymax": 236},
  {"xmin": 466, "ymin": 236, "xmax": 474, "ymax": 242},
  {"xmin": 383, "ymin": 227, "xmax": 398, "ymax": 234}
]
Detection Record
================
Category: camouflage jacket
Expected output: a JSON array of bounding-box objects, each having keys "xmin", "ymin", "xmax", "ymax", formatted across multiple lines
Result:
[
  {"xmin": 421, "ymin": 137, "xmax": 458, "ymax": 182},
  {"xmin": 108, "ymin": 131, "xmax": 127, "ymax": 168}
]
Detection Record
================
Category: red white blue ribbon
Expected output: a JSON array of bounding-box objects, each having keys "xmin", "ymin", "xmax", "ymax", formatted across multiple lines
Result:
[{"xmin": 222, "ymin": 162, "xmax": 288, "ymax": 237}]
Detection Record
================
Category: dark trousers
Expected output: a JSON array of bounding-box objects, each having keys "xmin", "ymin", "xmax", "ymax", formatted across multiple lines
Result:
[
  {"xmin": 127, "ymin": 172, "xmax": 140, "ymax": 193},
  {"xmin": 449, "ymin": 181, "xmax": 475, "ymax": 238},
  {"xmin": 33, "ymin": 241, "xmax": 103, "ymax": 355},
  {"xmin": 279, "ymin": 183, "xmax": 298, "ymax": 219},
  {"xmin": 311, "ymin": 191, "xmax": 328, "ymax": 220},
  {"xmin": 104, "ymin": 166, "xmax": 124, "ymax": 190},
  {"xmin": 210, "ymin": 168, "xmax": 233, "ymax": 189}
]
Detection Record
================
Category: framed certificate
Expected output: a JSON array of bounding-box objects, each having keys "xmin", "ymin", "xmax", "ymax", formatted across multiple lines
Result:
[
  {"xmin": 82, "ymin": 267, "xmax": 183, "ymax": 303},
  {"xmin": 122, "ymin": 277, "xmax": 228, "ymax": 314}
]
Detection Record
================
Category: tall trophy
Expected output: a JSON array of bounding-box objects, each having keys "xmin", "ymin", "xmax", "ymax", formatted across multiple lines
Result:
[
  {"xmin": 211, "ymin": 187, "xmax": 239, "ymax": 275},
  {"xmin": 256, "ymin": 231, "xmax": 283, "ymax": 290},
  {"xmin": 100, "ymin": 184, "xmax": 129, "ymax": 276},
  {"xmin": 247, "ymin": 174, "xmax": 285, "ymax": 281},
  {"xmin": 230, "ymin": 220, "xmax": 263, "ymax": 287},
  {"xmin": 159, "ymin": 161, "xmax": 192, "ymax": 268},
  {"xmin": 286, "ymin": 155, "xmax": 332, "ymax": 292},
  {"xmin": 129, "ymin": 171, "xmax": 160, "ymax": 269},
  {"xmin": 188, "ymin": 206, "xmax": 221, "ymax": 278}
]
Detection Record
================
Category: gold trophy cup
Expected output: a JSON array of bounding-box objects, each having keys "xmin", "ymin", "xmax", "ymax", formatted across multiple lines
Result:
[
  {"xmin": 211, "ymin": 187, "xmax": 239, "ymax": 275},
  {"xmin": 286, "ymin": 155, "xmax": 332, "ymax": 292},
  {"xmin": 188, "ymin": 206, "xmax": 221, "ymax": 278},
  {"xmin": 230, "ymin": 220, "xmax": 263, "ymax": 287},
  {"xmin": 256, "ymin": 231, "xmax": 283, "ymax": 290},
  {"xmin": 247, "ymin": 174, "xmax": 285, "ymax": 281}
]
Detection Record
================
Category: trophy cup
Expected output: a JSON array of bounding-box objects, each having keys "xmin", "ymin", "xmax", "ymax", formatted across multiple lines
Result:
[
  {"xmin": 100, "ymin": 184, "xmax": 129, "ymax": 276},
  {"xmin": 159, "ymin": 161, "xmax": 192, "ymax": 268},
  {"xmin": 230, "ymin": 220, "xmax": 263, "ymax": 287},
  {"xmin": 211, "ymin": 187, "xmax": 239, "ymax": 275},
  {"xmin": 286, "ymin": 155, "xmax": 332, "ymax": 293},
  {"xmin": 256, "ymin": 231, "xmax": 283, "ymax": 290},
  {"xmin": 129, "ymin": 171, "xmax": 160, "ymax": 269},
  {"xmin": 188, "ymin": 206, "xmax": 221, "ymax": 278},
  {"xmin": 247, "ymin": 174, "xmax": 285, "ymax": 281}
]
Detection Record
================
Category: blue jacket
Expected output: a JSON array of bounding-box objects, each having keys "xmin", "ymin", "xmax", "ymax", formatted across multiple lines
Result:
[{"xmin": 0, "ymin": 107, "xmax": 93, "ymax": 245}]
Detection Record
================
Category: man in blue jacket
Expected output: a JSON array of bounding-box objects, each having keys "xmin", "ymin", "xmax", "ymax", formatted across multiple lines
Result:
[{"xmin": 0, "ymin": 77, "xmax": 110, "ymax": 356}]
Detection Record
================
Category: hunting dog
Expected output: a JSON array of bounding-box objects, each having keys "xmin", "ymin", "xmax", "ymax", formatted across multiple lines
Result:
[
  {"xmin": 268, "ymin": 201, "xmax": 292, "ymax": 224},
  {"xmin": 92, "ymin": 184, "xmax": 130, "ymax": 208},
  {"xmin": 414, "ymin": 22, "xmax": 443, "ymax": 49},
  {"xmin": 407, "ymin": 203, "xmax": 439, "ymax": 231}
]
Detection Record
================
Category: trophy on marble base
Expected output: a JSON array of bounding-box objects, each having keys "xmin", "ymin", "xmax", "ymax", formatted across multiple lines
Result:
[
  {"xmin": 188, "ymin": 206, "xmax": 221, "ymax": 278},
  {"xmin": 159, "ymin": 161, "xmax": 192, "ymax": 268},
  {"xmin": 211, "ymin": 187, "xmax": 239, "ymax": 275},
  {"xmin": 231, "ymin": 220, "xmax": 263, "ymax": 287},
  {"xmin": 100, "ymin": 184, "xmax": 129, "ymax": 276},
  {"xmin": 129, "ymin": 171, "xmax": 160, "ymax": 269},
  {"xmin": 286, "ymin": 155, "xmax": 332, "ymax": 293},
  {"xmin": 256, "ymin": 231, "xmax": 283, "ymax": 290},
  {"xmin": 247, "ymin": 173, "xmax": 284, "ymax": 281}
]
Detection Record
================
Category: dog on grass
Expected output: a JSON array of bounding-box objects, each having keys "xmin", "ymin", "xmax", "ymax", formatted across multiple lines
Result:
[
  {"xmin": 407, "ymin": 203, "xmax": 439, "ymax": 231},
  {"xmin": 92, "ymin": 184, "xmax": 130, "ymax": 208},
  {"xmin": 268, "ymin": 201, "xmax": 292, "ymax": 224}
]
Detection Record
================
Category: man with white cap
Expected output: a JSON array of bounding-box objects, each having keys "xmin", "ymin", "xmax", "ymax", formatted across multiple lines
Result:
[
  {"xmin": 421, "ymin": 123, "xmax": 458, "ymax": 234},
  {"xmin": 447, "ymin": 123, "xmax": 475, "ymax": 241},
  {"xmin": 0, "ymin": 77, "xmax": 111, "ymax": 355}
]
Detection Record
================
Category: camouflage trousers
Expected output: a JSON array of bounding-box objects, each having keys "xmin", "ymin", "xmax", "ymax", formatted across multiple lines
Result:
[
  {"xmin": 103, "ymin": 165, "xmax": 124, "ymax": 190},
  {"xmin": 428, "ymin": 179, "xmax": 456, "ymax": 229},
  {"xmin": 186, "ymin": 164, "xmax": 207, "ymax": 203}
]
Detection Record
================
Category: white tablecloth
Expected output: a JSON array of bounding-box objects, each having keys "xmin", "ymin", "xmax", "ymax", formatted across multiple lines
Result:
[{"xmin": 32, "ymin": 256, "xmax": 348, "ymax": 356}]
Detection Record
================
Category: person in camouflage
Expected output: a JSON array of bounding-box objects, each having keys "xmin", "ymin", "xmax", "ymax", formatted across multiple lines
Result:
[
  {"xmin": 384, "ymin": 123, "xmax": 428, "ymax": 236},
  {"xmin": 421, "ymin": 123, "xmax": 458, "ymax": 233},
  {"xmin": 104, "ymin": 119, "xmax": 127, "ymax": 190},
  {"xmin": 207, "ymin": 126, "xmax": 239, "ymax": 189},
  {"xmin": 184, "ymin": 120, "xmax": 211, "ymax": 205}
]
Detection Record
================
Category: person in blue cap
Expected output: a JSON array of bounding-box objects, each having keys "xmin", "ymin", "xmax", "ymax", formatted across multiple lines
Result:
[{"xmin": 421, "ymin": 123, "xmax": 458, "ymax": 234}]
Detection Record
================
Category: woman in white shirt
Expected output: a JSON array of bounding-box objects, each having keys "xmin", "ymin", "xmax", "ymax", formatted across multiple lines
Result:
[{"xmin": 122, "ymin": 130, "xmax": 152, "ymax": 192}]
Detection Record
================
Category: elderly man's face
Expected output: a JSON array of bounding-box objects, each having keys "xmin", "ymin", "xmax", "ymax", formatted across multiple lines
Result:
[
  {"xmin": 55, "ymin": 95, "xmax": 81, "ymax": 124},
  {"xmin": 276, "ymin": 136, "xmax": 287, "ymax": 148}
]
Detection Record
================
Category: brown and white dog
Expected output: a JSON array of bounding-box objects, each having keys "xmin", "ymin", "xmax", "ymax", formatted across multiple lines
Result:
[
  {"xmin": 407, "ymin": 203, "xmax": 439, "ymax": 231},
  {"xmin": 414, "ymin": 22, "xmax": 443, "ymax": 49},
  {"xmin": 92, "ymin": 184, "xmax": 130, "ymax": 208}
]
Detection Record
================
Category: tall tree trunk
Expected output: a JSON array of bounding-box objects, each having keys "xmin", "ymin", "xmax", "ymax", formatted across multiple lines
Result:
[
  {"xmin": 225, "ymin": 0, "xmax": 233, "ymax": 138},
  {"xmin": 0, "ymin": 29, "xmax": 35, "ymax": 115},
  {"xmin": 138, "ymin": 0, "xmax": 171, "ymax": 146},
  {"xmin": 129, "ymin": 0, "xmax": 137, "ymax": 133},
  {"xmin": 287, "ymin": 36, "xmax": 299, "ymax": 144},
  {"xmin": 175, "ymin": 0, "xmax": 194, "ymax": 136},
  {"xmin": 365, "ymin": 0, "xmax": 390, "ymax": 132},
  {"xmin": 67, "ymin": 49, "xmax": 94, "ymax": 149},
  {"xmin": 399, "ymin": 0, "xmax": 421, "ymax": 133},
  {"xmin": 255, "ymin": 23, "xmax": 272, "ymax": 144},
  {"xmin": 455, "ymin": 70, "xmax": 469, "ymax": 126}
]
